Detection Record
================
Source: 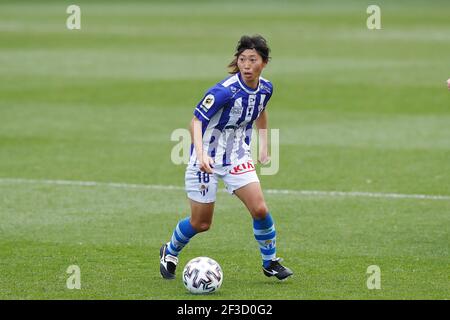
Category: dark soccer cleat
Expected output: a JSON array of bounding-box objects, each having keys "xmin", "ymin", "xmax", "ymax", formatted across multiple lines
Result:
[
  {"xmin": 262, "ymin": 258, "xmax": 293, "ymax": 281},
  {"xmin": 160, "ymin": 243, "xmax": 178, "ymax": 280}
]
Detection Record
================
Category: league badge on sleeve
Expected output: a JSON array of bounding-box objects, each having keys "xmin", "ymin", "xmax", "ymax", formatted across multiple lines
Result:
[{"xmin": 201, "ymin": 94, "xmax": 215, "ymax": 110}]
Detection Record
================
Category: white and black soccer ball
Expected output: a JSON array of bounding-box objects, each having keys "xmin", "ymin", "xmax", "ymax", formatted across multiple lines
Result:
[{"xmin": 182, "ymin": 257, "xmax": 223, "ymax": 294}]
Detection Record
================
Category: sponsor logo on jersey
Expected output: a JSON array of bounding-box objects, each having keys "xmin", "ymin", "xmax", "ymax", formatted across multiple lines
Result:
[
  {"xmin": 230, "ymin": 105, "xmax": 243, "ymax": 116},
  {"xmin": 229, "ymin": 160, "xmax": 256, "ymax": 175}
]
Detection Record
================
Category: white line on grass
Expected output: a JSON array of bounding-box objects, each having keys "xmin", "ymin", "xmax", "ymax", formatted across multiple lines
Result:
[{"xmin": 0, "ymin": 178, "xmax": 449, "ymax": 201}]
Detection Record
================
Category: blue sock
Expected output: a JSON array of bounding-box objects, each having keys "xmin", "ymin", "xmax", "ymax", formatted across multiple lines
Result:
[
  {"xmin": 166, "ymin": 217, "xmax": 197, "ymax": 256},
  {"xmin": 253, "ymin": 213, "xmax": 276, "ymax": 268}
]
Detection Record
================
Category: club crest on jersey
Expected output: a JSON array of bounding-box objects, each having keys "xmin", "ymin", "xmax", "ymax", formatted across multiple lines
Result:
[
  {"xmin": 201, "ymin": 94, "xmax": 215, "ymax": 110},
  {"xmin": 199, "ymin": 184, "xmax": 209, "ymax": 196},
  {"xmin": 229, "ymin": 160, "xmax": 256, "ymax": 175}
]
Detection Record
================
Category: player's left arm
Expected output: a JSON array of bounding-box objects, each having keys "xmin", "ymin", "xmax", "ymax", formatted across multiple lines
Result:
[{"xmin": 255, "ymin": 109, "xmax": 270, "ymax": 165}]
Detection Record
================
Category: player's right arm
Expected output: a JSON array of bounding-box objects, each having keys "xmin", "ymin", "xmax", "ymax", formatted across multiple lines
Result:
[
  {"xmin": 191, "ymin": 85, "xmax": 232, "ymax": 173},
  {"xmin": 190, "ymin": 116, "xmax": 214, "ymax": 174}
]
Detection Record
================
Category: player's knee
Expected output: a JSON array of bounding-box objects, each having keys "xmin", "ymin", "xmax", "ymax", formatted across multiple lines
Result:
[{"xmin": 252, "ymin": 204, "xmax": 269, "ymax": 220}]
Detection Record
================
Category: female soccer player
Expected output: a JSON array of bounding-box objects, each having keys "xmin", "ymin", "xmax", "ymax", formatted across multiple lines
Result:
[{"xmin": 160, "ymin": 35, "xmax": 293, "ymax": 281}]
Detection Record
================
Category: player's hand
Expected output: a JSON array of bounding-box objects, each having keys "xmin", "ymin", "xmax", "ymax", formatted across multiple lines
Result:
[
  {"xmin": 258, "ymin": 151, "xmax": 271, "ymax": 165},
  {"xmin": 199, "ymin": 152, "xmax": 214, "ymax": 174}
]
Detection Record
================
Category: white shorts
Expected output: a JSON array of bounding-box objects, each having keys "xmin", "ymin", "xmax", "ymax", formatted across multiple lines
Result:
[{"xmin": 185, "ymin": 158, "xmax": 260, "ymax": 203}]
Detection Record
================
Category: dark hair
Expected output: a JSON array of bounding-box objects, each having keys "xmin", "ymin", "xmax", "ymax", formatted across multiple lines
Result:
[{"xmin": 228, "ymin": 35, "xmax": 271, "ymax": 74}]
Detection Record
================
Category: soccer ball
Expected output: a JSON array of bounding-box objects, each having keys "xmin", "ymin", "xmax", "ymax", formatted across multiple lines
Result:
[{"xmin": 182, "ymin": 257, "xmax": 223, "ymax": 294}]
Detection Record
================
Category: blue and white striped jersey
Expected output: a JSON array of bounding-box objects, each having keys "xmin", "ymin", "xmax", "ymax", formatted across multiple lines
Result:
[{"xmin": 190, "ymin": 72, "xmax": 273, "ymax": 167}]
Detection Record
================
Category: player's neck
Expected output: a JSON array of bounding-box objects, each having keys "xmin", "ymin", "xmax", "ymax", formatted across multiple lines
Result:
[{"xmin": 241, "ymin": 76, "xmax": 260, "ymax": 90}]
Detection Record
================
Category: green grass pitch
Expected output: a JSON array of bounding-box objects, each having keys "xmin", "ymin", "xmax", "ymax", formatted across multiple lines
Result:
[{"xmin": 0, "ymin": 0, "xmax": 449, "ymax": 299}]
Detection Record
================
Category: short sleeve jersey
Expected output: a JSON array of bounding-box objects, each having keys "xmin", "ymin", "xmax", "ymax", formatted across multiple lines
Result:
[{"xmin": 189, "ymin": 72, "xmax": 273, "ymax": 167}]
